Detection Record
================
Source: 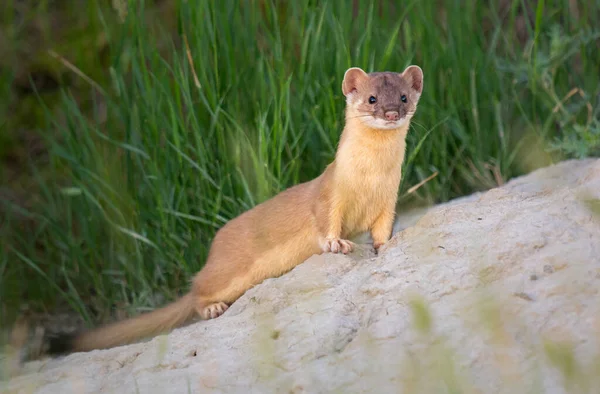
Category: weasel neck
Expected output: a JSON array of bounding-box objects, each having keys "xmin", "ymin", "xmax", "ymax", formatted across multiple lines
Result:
[
  {"xmin": 331, "ymin": 115, "xmax": 410, "ymax": 180},
  {"xmin": 336, "ymin": 115, "xmax": 409, "ymax": 154}
]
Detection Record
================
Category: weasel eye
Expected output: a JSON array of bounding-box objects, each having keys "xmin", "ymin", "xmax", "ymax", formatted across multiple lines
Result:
[
  {"xmin": 401, "ymin": 95, "xmax": 407, "ymax": 103},
  {"xmin": 368, "ymin": 96, "xmax": 377, "ymax": 104}
]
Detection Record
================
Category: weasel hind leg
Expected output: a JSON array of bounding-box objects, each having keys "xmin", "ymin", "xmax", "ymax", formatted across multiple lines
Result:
[
  {"xmin": 198, "ymin": 302, "xmax": 229, "ymax": 320},
  {"xmin": 191, "ymin": 268, "xmax": 248, "ymax": 321}
]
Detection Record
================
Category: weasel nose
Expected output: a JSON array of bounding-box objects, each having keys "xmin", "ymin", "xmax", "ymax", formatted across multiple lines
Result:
[{"xmin": 384, "ymin": 111, "xmax": 399, "ymax": 121}]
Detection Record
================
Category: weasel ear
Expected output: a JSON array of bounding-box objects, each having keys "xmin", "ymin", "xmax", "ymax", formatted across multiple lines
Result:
[
  {"xmin": 401, "ymin": 65, "xmax": 424, "ymax": 95},
  {"xmin": 342, "ymin": 67, "xmax": 369, "ymax": 96}
]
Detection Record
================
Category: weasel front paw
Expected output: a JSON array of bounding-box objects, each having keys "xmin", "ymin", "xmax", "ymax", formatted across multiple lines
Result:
[
  {"xmin": 322, "ymin": 238, "xmax": 354, "ymax": 254},
  {"xmin": 373, "ymin": 241, "xmax": 384, "ymax": 252}
]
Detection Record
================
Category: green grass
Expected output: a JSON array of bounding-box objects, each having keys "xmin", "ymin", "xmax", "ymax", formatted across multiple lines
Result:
[{"xmin": 1, "ymin": 0, "xmax": 599, "ymax": 331}]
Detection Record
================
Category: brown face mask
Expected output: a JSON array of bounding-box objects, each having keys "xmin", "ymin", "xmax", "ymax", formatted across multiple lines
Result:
[{"xmin": 342, "ymin": 65, "xmax": 424, "ymax": 130}]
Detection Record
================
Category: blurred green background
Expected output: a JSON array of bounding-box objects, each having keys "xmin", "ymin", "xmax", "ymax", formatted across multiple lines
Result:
[{"xmin": 0, "ymin": 0, "xmax": 598, "ymax": 334}]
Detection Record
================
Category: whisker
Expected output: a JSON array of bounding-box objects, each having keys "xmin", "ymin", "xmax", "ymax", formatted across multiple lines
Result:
[
  {"xmin": 410, "ymin": 121, "xmax": 428, "ymax": 132},
  {"xmin": 346, "ymin": 114, "xmax": 374, "ymax": 120},
  {"xmin": 346, "ymin": 111, "xmax": 418, "ymax": 122}
]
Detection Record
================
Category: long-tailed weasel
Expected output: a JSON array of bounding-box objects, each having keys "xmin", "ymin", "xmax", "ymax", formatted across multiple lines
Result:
[{"xmin": 45, "ymin": 65, "xmax": 424, "ymax": 356}]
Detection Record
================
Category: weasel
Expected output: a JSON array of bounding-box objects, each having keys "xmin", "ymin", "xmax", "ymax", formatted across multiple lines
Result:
[{"xmin": 45, "ymin": 65, "xmax": 424, "ymax": 356}]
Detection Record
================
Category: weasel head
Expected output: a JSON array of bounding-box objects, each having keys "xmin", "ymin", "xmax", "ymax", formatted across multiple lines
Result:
[{"xmin": 341, "ymin": 65, "xmax": 424, "ymax": 130}]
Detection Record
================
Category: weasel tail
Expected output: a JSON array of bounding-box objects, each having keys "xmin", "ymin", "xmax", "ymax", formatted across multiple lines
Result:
[{"xmin": 48, "ymin": 294, "xmax": 196, "ymax": 354}]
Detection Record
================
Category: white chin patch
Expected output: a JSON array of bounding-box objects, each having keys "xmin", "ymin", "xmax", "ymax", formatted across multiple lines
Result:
[{"xmin": 361, "ymin": 116, "xmax": 409, "ymax": 130}]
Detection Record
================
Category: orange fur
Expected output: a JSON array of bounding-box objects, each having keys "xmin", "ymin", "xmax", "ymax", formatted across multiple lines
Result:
[{"xmin": 48, "ymin": 65, "xmax": 424, "ymax": 355}]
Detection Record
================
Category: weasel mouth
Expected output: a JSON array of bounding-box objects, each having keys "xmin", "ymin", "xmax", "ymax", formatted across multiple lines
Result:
[{"xmin": 359, "ymin": 115, "xmax": 407, "ymax": 130}]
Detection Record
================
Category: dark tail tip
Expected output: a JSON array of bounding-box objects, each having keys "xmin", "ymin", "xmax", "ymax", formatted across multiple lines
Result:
[{"xmin": 45, "ymin": 332, "xmax": 76, "ymax": 356}]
